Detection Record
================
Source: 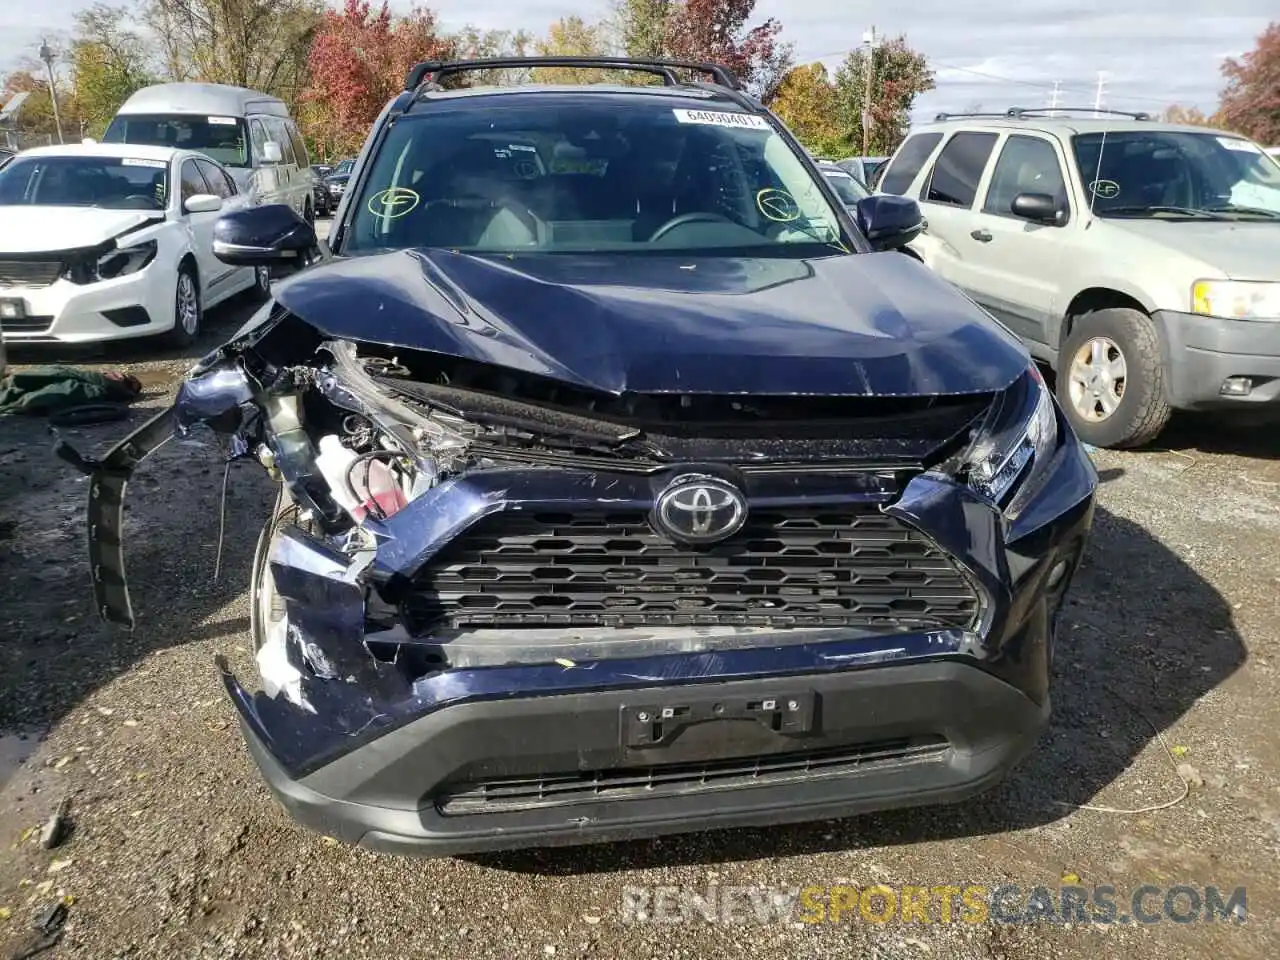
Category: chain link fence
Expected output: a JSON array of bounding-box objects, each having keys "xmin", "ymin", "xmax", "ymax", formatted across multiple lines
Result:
[{"xmin": 1, "ymin": 131, "xmax": 58, "ymax": 151}]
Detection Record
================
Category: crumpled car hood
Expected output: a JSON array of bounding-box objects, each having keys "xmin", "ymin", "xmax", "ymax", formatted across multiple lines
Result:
[{"xmin": 270, "ymin": 248, "xmax": 1029, "ymax": 397}]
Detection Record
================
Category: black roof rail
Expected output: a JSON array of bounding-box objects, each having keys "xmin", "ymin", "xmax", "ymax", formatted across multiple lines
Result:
[
  {"xmin": 685, "ymin": 79, "xmax": 760, "ymax": 112},
  {"xmin": 404, "ymin": 56, "xmax": 742, "ymax": 93},
  {"xmin": 1005, "ymin": 106, "xmax": 1153, "ymax": 121},
  {"xmin": 934, "ymin": 106, "xmax": 1153, "ymax": 122},
  {"xmin": 933, "ymin": 111, "xmax": 1018, "ymax": 121}
]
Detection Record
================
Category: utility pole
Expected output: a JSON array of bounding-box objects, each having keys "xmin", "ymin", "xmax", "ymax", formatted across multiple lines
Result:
[
  {"xmin": 38, "ymin": 39, "xmax": 64, "ymax": 144},
  {"xmin": 861, "ymin": 26, "xmax": 880, "ymax": 156},
  {"xmin": 1048, "ymin": 80, "xmax": 1062, "ymax": 114},
  {"xmin": 1092, "ymin": 71, "xmax": 1108, "ymax": 117}
]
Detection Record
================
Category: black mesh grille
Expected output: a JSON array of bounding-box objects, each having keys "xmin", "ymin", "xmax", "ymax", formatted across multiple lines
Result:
[
  {"xmin": 0, "ymin": 316, "xmax": 53, "ymax": 333},
  {"xmin": 404, "ymin": 509, "xmax": 982, "ymax": 632},
  {"xmin": 436, "ymin": 737, "xmax": 950, "ymax": 815},
  {"xmin": 0, "ymin": 260, "xmax": 62, "ymax": 288}
]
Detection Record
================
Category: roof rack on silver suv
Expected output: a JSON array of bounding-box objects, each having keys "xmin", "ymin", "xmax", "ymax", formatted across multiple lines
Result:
[{"xmin": 933, "ymin": 106, "xmax": 1152, "ymax": 122}]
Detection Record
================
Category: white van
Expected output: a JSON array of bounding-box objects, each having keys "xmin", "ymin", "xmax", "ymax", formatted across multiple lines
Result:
[{"xmin": 103, "ymin": 83, "xmax": 315, "ymax": 223}]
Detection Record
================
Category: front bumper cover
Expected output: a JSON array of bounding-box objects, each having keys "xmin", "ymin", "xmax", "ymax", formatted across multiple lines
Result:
[
  {"xmin": 229, "ymin": 659, "xmax": 1049, "ymax": 856},
  {"xmin": 63, "ymin": 357, "xmax": 1097, "ymax": 856}
]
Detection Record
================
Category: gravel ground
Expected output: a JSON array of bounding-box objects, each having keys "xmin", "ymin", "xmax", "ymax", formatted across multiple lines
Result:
[{"xmin": 2, "ymin": 230, "xmax": 1278, "ymax": 958}]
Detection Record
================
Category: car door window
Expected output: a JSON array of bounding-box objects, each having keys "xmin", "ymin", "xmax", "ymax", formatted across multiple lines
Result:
[
  {"xmin": 249, "ymin": 119, "xmax": 270, "ymax": 164},
  {"xmin": 195, "ymin": 158, "xmax": 235, "ymax": 199},
  {"xmin": 983, "ymin": 135, "xmax": 1069, "ymax": 217},
  {"xmin": 180, "ymin": 158, "xmax": 210, "ymax": 202},
  {"xmin": 924, "ymin": 132, "xmax": 998, "ymax": 208},
  {"xmin": 267, "ymin": 118, "xmax": 296, "ymax": 165},
  {"xmin": 287, "ymin": 121, "xmax": 309, "ymax": 168},
  {"xmin": 878, "ymin": 133, "xmax": 944, "ymax": 195}
]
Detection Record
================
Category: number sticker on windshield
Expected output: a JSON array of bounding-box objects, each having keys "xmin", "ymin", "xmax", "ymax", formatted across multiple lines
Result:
[
  {"xmin": 122, "ymin": 158, "xmax": 167, "ymax": 168},
  {"xmin": 756, "ymin": 188, "xmax": 801, "ymax": 222},
  {"xmin": 673, "ymin": 109, "xmax": 771, "ymax": 131},
  {"xmin": 1217, "ymin": 136, "xmax": 1261, "ymax": 153},
  {"xmin": 367, "ymin": 187, "xmax": 420, "ymax": 218},
  {"xmin": 208, "ymin": 116, "xmax": 238, "ymax": 125}
]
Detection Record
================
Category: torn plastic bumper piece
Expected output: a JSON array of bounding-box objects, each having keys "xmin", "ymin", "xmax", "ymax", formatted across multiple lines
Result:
[
  {"xmin": 57, "ymin": 362, "xmax": 264, "ymax": 629},
  {"xmin": 55, "ymin": 407, "xmax": 176, "ymax": 628}
]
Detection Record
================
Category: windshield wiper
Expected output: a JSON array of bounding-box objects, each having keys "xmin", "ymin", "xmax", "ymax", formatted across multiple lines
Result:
[
  {"xmin": 1204, "ymin": 204, "xmax": 1280, "ymax": 220},
  {"xmin": 1098, "ymin": 205, "xmax": 1229, "ymax": 220}
]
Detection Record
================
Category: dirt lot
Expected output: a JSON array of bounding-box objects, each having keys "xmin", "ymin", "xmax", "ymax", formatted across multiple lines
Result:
[{"xmin": 1, "ymin": 246, "xmax": 1278, "ymax": 958}]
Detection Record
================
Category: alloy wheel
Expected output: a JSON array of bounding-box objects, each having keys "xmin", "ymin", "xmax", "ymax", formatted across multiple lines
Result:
[
  {"xmin": 1067, "ymin": 336, "xmax": 1127, "ymax": 422},
  {"xmin": 176, "ymin": 272, "xmax": 199, "ymax": 336}
]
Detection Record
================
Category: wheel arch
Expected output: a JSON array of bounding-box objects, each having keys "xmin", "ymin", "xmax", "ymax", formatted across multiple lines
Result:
[{"xmin": 1059, "ymin": 286, "xmax": 1152, "ymax": 349}]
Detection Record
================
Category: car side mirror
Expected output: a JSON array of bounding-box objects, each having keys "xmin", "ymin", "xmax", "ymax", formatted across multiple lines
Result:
[
  {"xmin": 262, "ymin": 140, "xmax": 283, "ymax": 164},
  {"xmin": 184, "ymin": 193, "xmax": 223, "ymax": 215},
  {"xmin": 1011, "ymin": 192, "xmax": 1066, "ymax": 225},
  {"xmin": 855, "ymin": 194, "xmax": 925, "ymax": 251},
  {"xmin": 212, "ymin": 204, "xmax": 317, "ymax": 267}
]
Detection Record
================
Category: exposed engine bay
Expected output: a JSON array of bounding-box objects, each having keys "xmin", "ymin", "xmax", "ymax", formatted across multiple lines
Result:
[{"xmin": 55, "ymin": 306, "xmax": 1008, "ymax": 727}]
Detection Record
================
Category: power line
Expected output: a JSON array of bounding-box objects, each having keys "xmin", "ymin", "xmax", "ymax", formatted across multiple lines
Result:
[{"xmin": 799, "ymin": 47, "xmax": 1198, "ymax": 108}]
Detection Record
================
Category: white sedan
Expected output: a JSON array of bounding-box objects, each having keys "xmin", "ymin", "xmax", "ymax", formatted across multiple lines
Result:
[{"xmin": 0, "ymin": 142, "xmax": 269, "ymax": 346}]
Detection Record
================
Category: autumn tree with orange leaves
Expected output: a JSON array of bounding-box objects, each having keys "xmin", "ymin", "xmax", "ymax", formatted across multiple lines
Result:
[
  {"xmin": 301, "ymin": 0, "xmax": 455, "ymax": 156},
  {"xmin": 1217, "ymin": 22, "xmax": 1280, "ymax": 145}
]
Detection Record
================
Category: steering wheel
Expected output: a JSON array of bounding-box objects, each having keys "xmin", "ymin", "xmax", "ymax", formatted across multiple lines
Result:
[
  {"xmin": 120, "ymin": 194, "xmax": 160, "ymax": 207},
  {"xmin": 648, "ymin": 211, "xmax": 736, "ymax": 242}
]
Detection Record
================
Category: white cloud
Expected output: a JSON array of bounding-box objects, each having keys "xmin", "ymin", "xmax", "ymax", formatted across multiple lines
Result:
[{"xmin": 2, "ymin": 0, "xmax": 1269, "ymax": 122}]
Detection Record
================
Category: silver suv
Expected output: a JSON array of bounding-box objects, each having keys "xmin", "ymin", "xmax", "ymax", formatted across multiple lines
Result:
[{"xmin": 877, "ymin": 107, "xmax": 1280, "ymax": 448}]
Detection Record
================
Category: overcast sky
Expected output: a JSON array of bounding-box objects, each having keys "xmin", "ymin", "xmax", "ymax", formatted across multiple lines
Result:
[{"xmin": 2, "ymin": 0, "xmax": 1271, "ymax": 122}]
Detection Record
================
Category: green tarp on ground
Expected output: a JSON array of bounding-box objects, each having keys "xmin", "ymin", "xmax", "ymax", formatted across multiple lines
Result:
[{"xmin": 0, "ymin": 366, "xmax": 142, "ymax": 416}]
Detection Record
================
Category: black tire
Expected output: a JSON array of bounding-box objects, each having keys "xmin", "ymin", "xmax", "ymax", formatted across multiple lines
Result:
[
  {"xmin": 247, "ymin": 264, "xmax": 272, "ymax": 302},
  {"xmin": 165, "ymin": 261, "xmax": 201, "ymax": 348},
  {"xmin": 249, "ymin": 486, "xmax": 293, "ymax": 652},
  {"xmin": 1057, "ymin": 307, "xmax": 1172, "ymax": 449}
]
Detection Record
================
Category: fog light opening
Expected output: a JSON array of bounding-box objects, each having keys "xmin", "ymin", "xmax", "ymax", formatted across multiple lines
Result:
[{"xmin": 1220, "ymin": 376, "xmax": 1253, "ymax": 397}]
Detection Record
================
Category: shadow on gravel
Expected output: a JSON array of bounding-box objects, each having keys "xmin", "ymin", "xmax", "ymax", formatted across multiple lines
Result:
[
  {"xmin": 0, "ymin": 299, "xmax": 273, "ymax": 738},
  {"xmin": 1153, "ymin": 413, "xmax": 1280, "ymax": 461},
  {"xmin": 475, "ymin": 502, "xmax": 1246, "ymax": 875}
]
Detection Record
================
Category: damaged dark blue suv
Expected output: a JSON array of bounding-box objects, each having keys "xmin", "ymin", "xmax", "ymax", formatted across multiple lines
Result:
[{"xmin": 72, "ymin": 57, "xmax": 1097, "ymax": 856}]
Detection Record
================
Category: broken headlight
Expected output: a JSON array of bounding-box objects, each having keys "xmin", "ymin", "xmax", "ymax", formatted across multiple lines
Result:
[
  {"xmin": 63, "ymin": 240, "xmax": 158, "ymax": 285},
  {"xmin": 958, "ymin": 364, "xmax": 1059, "ymax": 514}
]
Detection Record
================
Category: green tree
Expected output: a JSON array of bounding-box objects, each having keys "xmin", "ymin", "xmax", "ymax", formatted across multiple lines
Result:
[
  {"xmin": 142, "ymin": 0, "xmax": 323, "ymax": 105},
  {"xmin": 833, "ymin": 35, "xmax": 933, "ymax": 155},
  {"xmin": 71, "ymin": 4, "xmax": 157, "ymax": 137},
  {"xmin": 532, "ymin": 16, "xmax": 610, "ymax": 85},
  {"xmin": 615, "ymin": 0, "xmax": 669, "ymax": 59},
  {"xmin": 771, "ymin": 63, "xmax": 844, "ymax": 155}
]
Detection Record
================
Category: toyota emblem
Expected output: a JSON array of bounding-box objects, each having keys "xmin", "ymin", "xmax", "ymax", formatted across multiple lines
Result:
[{"xmin": 653, "ymin": 475, "xmax": 748, "ymax": 545}]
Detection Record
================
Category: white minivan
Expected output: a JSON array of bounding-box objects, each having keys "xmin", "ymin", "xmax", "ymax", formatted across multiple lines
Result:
[{"xmin": 103, "ymin": 83, "xmax": 315, "ymax": 224}]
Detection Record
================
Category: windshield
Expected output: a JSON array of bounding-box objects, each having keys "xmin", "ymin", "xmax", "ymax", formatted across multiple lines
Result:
[
  {"xmin": 332, "ymin": 159, "xmax": 354, "ymax": 176},
  {"xmin": 343, "ymin": 97, "xmax": 848, "ymax": 256},
  {"xmin": 821, "ymin": 169, "xmax": 868, "ymax": 205},
  {"xmin": 103, "ymin": 114, "xmax": 250, "ymax": 168},
  {"xmin": 0, "ymin": 155, "xmax": 169, "ymax": 210},
  {"xmin": 1072, "ymin": 130, "xmax": 1280, "ymax": 219}
]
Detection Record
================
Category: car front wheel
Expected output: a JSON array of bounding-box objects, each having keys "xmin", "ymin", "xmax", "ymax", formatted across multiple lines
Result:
[
  {"xmin": 1057, "ymin": 307, "xmax": 1171, "ymax": 449},
  {"xmin": 249, "ymin": 264, "xmax": 271, "ymax": 301},
  {"xmin": 164, "ymin": 263, "xmax": 201, "ymax": 348}
]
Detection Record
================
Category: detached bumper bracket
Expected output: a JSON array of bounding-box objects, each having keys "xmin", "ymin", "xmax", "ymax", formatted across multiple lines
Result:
[{"xmin": 56, "ymin": 408, "xmax": 177, "ymax": 629}]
